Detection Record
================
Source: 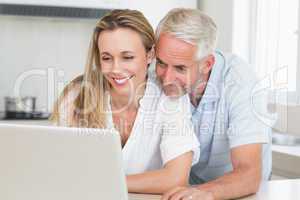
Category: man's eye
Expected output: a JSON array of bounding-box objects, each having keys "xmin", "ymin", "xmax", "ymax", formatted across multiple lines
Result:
[
  {"xmin": 157, "ymin": 60, "xmax": 166, "ymax": 67},
  {"xmin": 175, "ymin": 66, "xmax": 186, "ymax": 73}
]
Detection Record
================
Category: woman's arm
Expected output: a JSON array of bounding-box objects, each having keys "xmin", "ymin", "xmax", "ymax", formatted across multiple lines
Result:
[{"xmin": 127, "ymin": 151, "xmax": 193, "ymax": 194}]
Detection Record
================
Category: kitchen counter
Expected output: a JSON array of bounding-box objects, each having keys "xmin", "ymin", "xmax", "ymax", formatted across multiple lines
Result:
[
  {"xmin": 272, "ymin": 144, "xmax": 300, "ymax": 157},
  {"xmin": 0, "ymin": 119, "xmax": 52, "ymax": 126},
  {"xmin": 128, "ymin": 179, "xmax": 300, "ymax": 200},
  {"xmin": 241, "ymin": 179, "xmax": 300, "ymax": 200},
  {"xmin": 272, "ymin": 145, "xmax": 300, "ymax": 178}
]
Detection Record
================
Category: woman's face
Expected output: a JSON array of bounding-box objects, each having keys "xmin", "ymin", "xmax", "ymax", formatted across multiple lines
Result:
[{"xmin": 98, "ymin": 28, "xmax": 152, "ymax": 97}]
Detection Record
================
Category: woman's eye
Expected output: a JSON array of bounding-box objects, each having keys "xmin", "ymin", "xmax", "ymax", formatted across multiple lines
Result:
[
  {"xmin": 124, "ymin": 56, "xmax": 134, "ymax": 60},
  {"xmin": 101, "ymin": 57, "xmax": 111, "ymax": 61}
]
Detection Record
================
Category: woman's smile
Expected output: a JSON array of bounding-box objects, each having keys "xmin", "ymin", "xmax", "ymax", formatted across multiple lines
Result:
[{"xmin": 110, "ymin": 75, "xmax": 134, "ymax": 86}]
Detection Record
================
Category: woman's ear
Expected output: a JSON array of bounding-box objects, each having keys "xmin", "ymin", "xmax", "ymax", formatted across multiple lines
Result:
[{"xmin": 147, "ymin": 45, "xmax": 155, "ymax": 65}]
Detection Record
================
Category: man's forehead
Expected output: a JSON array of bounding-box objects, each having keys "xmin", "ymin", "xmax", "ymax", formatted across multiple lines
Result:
[
  {"xmin": 156, "ymin": 33, "xmax": 198, "ymax": 63},
  {"xmin": 156, "ymin": 33, "xmax": 196, "ymax": 49}
]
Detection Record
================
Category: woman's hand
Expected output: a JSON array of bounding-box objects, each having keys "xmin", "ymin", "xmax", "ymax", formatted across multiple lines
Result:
[{"xmin": 127, "ymin": 151, "xmax": 193, "ymax": 194}]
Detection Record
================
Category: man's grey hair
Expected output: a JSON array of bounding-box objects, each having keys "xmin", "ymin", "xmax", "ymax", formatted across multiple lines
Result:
[{"xmin": 155, "ymin": 8, "xmax": 218, "ymax": 60}]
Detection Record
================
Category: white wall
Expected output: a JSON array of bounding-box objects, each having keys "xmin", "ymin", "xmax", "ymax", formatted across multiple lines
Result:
[
  {"xmin": 198, "ymin": 0, "xmax": 234, "ymax": 52},
  {"xmin": 124, "ymin": 0, "xmax": 197, "ymax": 28},
  {"xmin": 198, "ymin": 0, "xmax": 250, "ymax": 60},
  {"xmin": 0, "ymin": 16, "xmax": 95, "ymax": 113},
  {"xmin": 0, "ymin": 1, "xmax": 197, "ymax": 114}
]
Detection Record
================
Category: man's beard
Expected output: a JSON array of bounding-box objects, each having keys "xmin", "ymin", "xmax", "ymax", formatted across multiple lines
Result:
[
  {"xmin": 163, "ymin": 84, "xmax": 186, "ymax": 98},
  {"xmin": 188, "ymin": 75, "xmax": 209, "ymax": 105}
]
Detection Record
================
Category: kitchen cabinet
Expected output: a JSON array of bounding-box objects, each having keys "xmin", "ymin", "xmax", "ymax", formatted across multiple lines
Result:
[
  {"xmin": 0, "ymin": 0, "xmax": 123, "ymax": 9},
  {"xmin": 0, "ymin": 0, "xmax": 197, "ymax": 10},
  {"xmin": 0, "ymin": 0, "xmax": 197, "ymax": 28}
]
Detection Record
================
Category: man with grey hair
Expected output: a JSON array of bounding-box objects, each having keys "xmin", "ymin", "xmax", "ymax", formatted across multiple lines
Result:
[{"xmin": 155, "ymin": 8, "xmax": 273, "ymax": 200}]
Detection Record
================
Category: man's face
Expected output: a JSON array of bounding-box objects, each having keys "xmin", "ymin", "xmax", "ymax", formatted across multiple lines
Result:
[{"xmin": 155, "ymin": 33, "xmax": 205, "ymax": 97}]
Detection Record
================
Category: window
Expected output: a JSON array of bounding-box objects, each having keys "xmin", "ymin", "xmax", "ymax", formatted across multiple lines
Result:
[{"xmin": 233, "ymin": 0, "xmax": 300, "ymax": 103}]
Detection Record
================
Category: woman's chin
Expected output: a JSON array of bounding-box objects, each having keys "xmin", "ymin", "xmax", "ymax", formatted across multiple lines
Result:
[
  {"xmin": 111, "ymin": 85, "xmax": 135, "ymax": 97},
  {"xmin": 109, "ymin": 75, "xmax": 136, "ymax": 90}
]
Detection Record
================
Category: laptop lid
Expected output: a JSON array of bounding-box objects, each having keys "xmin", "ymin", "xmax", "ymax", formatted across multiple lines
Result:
[{"xmin": 0, "ymin": 124, "xmax": 128, "ymax": 200}]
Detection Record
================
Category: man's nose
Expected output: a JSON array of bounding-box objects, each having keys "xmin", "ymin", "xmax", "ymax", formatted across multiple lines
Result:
[{"xmin": 163, "ymin": 67, "xmax": 176, "ymax": 84}]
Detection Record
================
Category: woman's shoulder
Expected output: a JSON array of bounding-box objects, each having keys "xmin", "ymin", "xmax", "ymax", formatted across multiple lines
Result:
[
  {"xmin": 60, "ymin": 75, "xmax": 83, "ymax": 104},
  {"xmin": 50, "ymin": 75, "xmax": 83, "ymax": 126}
]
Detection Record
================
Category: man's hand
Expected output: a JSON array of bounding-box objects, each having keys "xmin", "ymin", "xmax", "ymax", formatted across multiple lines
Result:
[
  {"xmin": 161, "ymin": 186, "xmax": 214, "ymax": 200},
  {"xmin": 160, "ymin": 144, "xmax": 263, "ymax": 200}
]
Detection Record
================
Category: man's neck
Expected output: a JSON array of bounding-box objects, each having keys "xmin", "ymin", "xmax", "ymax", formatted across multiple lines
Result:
[
  {"xmin": 189, "ymin": 83, "xmax": 206, "ymax": 107},
  {"xmin": 189, "ymin": 72, "xmax": 211, "ymax": 107}
]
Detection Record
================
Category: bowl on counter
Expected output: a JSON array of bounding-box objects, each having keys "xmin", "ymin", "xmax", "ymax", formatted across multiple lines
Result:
[
  {"xmin": 272, "ymin": 131, "xmax": 300, "ymax": 146},
  {"xmin": 4, "ymin": 96, "xmax": 50, "ymax": 120}
]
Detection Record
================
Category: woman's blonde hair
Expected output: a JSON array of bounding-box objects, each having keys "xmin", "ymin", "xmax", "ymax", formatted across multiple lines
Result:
[{"xmin": 50, "ymin": 9, "xmax": 155, "ymax": 128}]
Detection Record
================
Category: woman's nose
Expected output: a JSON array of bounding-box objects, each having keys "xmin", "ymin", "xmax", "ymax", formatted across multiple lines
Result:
[{"xmin": 111, "ymin": 59, "xmax": 122, "ymax": 72}]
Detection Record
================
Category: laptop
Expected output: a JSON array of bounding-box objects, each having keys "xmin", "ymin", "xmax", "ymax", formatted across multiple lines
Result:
[{"xmin": 0, "ymin": 123, "xmax": 128, "ymax": 200}]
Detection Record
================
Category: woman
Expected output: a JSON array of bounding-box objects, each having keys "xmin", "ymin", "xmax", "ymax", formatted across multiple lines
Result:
[{"xmin": 51, "ymin": 9, "xmax": 199, "ymax": 194}]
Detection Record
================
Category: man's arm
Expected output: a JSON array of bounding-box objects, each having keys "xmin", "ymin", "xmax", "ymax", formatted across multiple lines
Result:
[
  {"xmin": 162, "ymin": 143, "xmax": 263, "ymax": 200},
  {"xmin": 196, "ymin": 143, "xmax": 262, "ymax": 199}
]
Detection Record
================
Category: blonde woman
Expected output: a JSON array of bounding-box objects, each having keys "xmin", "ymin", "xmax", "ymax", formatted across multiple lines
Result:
[{"xmin": 51, "ymin": 9, "xmax": 199, "ymax": 194}]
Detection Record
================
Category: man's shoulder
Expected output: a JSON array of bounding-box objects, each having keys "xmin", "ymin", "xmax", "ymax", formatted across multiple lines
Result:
[{"xmin": 217, "ymin": 52, "xmax": 258, "ymax": 89}]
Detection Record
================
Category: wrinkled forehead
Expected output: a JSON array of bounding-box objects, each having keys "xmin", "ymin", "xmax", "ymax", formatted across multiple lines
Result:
[{"xmin": 156, "ymin": 33, "xmax": 198, "ymax": 65}]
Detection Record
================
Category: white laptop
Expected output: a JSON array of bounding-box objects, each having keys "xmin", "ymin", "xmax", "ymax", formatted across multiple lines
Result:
[{"xmin": 0, "ymin": 123, "xmax": 128, "ymax": 200}]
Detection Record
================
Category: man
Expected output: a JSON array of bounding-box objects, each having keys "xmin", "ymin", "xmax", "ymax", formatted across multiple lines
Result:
[{"xmin": 154, "ymin": 8, "xmax": 274, "ymax": 200}]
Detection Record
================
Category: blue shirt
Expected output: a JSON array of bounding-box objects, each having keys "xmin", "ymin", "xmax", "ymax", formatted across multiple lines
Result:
[{"xmin": 189, "ymin": 51, "xmax": 274, "ymax": 184}]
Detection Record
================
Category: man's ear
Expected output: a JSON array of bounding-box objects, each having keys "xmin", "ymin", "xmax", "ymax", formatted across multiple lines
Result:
[
  {"xmin": 203, "ymin": 54, "xmax": 215, "ymax": 74},
  {"xmin": 147, "ymin": 45, "xmax": 155, "ymax": 65}
]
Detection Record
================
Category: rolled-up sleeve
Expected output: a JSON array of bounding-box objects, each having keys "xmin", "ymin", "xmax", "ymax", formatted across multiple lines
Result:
[{"xmin": 158, "ymin": 94, "xmax": 200, "ymax": 166}]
